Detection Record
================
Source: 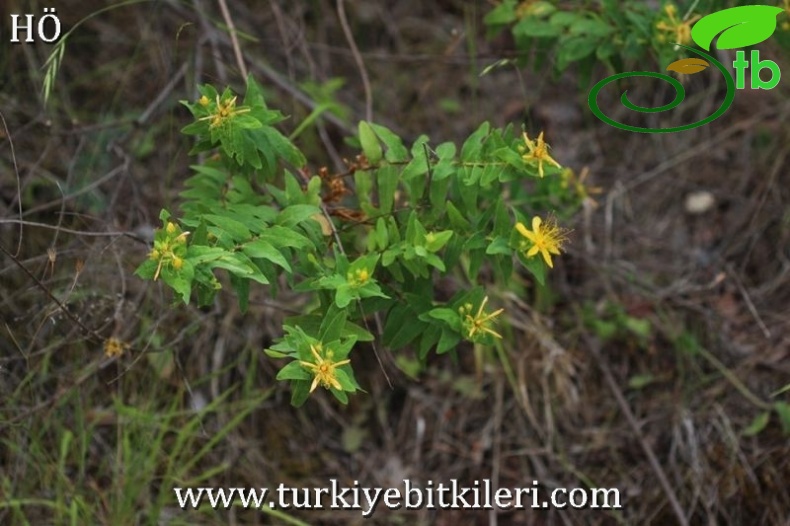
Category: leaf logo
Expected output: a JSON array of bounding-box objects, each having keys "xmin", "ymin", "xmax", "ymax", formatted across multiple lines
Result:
[
  {"xmin": 667, "ymin": 58, "xmax": 710, "ymax": 75},
  {"xmin": 691, "ymin": 5, "xmax": 783, "ymax": 51}
]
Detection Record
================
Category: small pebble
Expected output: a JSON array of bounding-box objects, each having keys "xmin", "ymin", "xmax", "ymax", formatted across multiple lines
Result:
[{"xmin": 684, "ymin": 191, "xmax": 715, "ymax": 214}]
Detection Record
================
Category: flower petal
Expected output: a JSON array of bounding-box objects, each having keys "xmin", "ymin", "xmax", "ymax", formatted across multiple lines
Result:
[{"xmin": 515, "ymin": 222, "xmax": 531, "ymax": 239}]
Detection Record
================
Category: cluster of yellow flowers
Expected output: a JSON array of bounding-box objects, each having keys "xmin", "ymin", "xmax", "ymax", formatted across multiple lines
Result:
[
  {"xmin": 655, "ymin": 3, "xmax": 700, "ymax": 45},
  {"xmin": 148, "ymin": 222, "xmax": 189, "ymax": 280},
  {"xmin": 103, "ymin": 337, "xmax": 130, "ymax": 358},
  {"xmin": 347, "ymin": 268, "xmax": 370, "ymax": 286},
  {"xmin": 198, "ymin": 94, "xmax": 250, "ymax": 130}
]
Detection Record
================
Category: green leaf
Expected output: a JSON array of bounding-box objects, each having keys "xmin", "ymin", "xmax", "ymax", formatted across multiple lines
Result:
[
  {"xmin": 370, "ymin": 122, "xmax": 409, "ymax": 162},
  {"xmin": 359, "ymin": 121, "xmax": 383, "ymax": 164},
  {"xmin": 161, "ymin": 261, "xmax": 194, "ymax": 304},
  {"xmin": 319, "ymin": 305, "xmax": 348, "ymax": 342},
  {"xmin": 258, "ymin": 225, "xmax": 313, "ymax": 250},
  {"xmin": 624, "ymin": 317, "xmax": 651, "ymax": 339},
  {"xmin": 277, "ymin": 360, "xmax": 311, "ymax": 381},
  {"xmin": 569, "ymin": 17, "xmax": 615, "ymax": 38},
  {"xmin": 331, "ymin": 388, "xmax": 349, "ymax": 404},
  {"xmin": 377, "ymin": 165, "xmax": 398, "ymax": 215},
  {"xmin": 493, "ymin": 199, "xmax": 511, "ymax": 236},
  {"xmin": 290, "ymin": 380, "xmax": 311, "ymax": 407},
  {"xmin": 427, "ymin": 308, "xmax": 462, "ymax": 331},
  {"xmin": 461, "ymin": 122, "xmax": 490, "ymax": 162},
  {"xmin": 436, "ymin": 328, "xmax": 461, "ymax": 355},
  {"xmin": 276, "ymin": 204, "xmax": 321, "ymax": 227},
  {"xmin": 186, "ymin": 245, "xmax": 230, "ymax": 264},
  {"xmin": 692, "ymin": 5, "xmax": 782, "ymax": 51},
  {"xmin": 342, "ymin": 321, "xmax": 375, "ymax": 343},
  {"xmin": 405, "ymin": 211, "xmax": 427, "ymax": 245},
  {"xmin": 315, "ymin": 274, "xmax": 347, "ymax": 290},
  {"xmin": 446, "ymin": 202, "xmax": 469, "ymax": 232},
  {"xmin": 518, "ymin": 251, "xmax": 547, "ymax": 286},
  {"xmin": 357, "ymin": 282, "xmax": 389, "ymax": 301},
  {"xmin": 264, "ymin": 348, "xmax": 289, "ymax": 359},
  {"xmin": 432, "ymin": 142, "xmax": 457, "ymax": 181},
  {"xmin": 483, "ymin": 0, "xmax": 517, "ymax": 26},
  {"xmin": 486, "ymin": 236, "xmax": 512, "ymax": 256},
  {"xmin": 233, "ymin": 114, "xmax": 263, "ymax": 130},
  {"xmin": 395, "ymin": 355, "xmax": 422, "ymax": 379},
  {"xmin": 383, "ymin": 303, "xmax": 425, "ymax": 350},
  {"xmin": 425, "ymin": 230, "xmax": 453, "ymax": 252},
  {"xmin": 375, "ymin": 218, "xmax": 389, "ymax": 250},
  {"xmin": 627, "ymin": 374, "xmax": 656, "ymax": 390},
  {"xmin": 742, "ymin": 411, "xmax": 770, "ymax": 437},
  {"xmin": 202, "ymin": 214, "xmax": 251, "ymax": 241},
  {"xmin": 243, "ymin": 75, "xmax": 268, "ymax": 108},
  {"xmin": 334, "ymin": 368, "xmax": 357, "ymax": 392},
  {"xmin": 549, "ymin": 11, "xmax": 582, "ymax": 28},
  {"xmin": 259, "ymin": 126, "xmax": 306, "ymax": 167},
  {"xmin": 513, "ymin": 17, "xmax": 562, "ymax": 38},
  {"xmin": 284, "ymin": 314, "xmax": 374, "ymax": 343},
  {"xmin": 335, "ymin": 284, "xmax": 355, "ymax": 308},
  {"xmin": 775, "ymin": 402, "xmax": 790, "ymax": 435},
  {"xmin": 230, "ymin": 273, "xmax": 250, "ymax": 312},
  {"xmin": 401, "ymin": 136, "xmax": 430, "ymax": 181},
  {"xmin": 209, "ymin": 254, "xmax": 269, "ymax": 284},
  {"xmin": 596, "ymin": 41, "xmax": 617, "ymax": 61},
  {"xmin": 243, "ymin": 240, "xmax": 291, "ymax": 272},
  {"xmin": 354, "ymin": 169, "xmax": 374, "ymax": 212},
  {"xmin": 135, "ymin": 259, "xmax": 159, "ymax": 280},
  {"xmin": 556, "ymin": 36, "xmax": 598, "ymax": 71},
  {"xmin": 423, "ymin": 253, "xmax": 445, "ymax": 272},
  {"xmin": 493, "ymin": 146, "xmax": 523, "ymax": 170},
  {"xmin": 418, "ymin": 325, "xmax": 442, "ymax": 359}
]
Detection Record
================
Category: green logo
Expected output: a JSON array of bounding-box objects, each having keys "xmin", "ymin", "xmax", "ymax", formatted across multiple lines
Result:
[{"xmin": 588, "ymin": 5, "xmax": 783, "ymax": 133}]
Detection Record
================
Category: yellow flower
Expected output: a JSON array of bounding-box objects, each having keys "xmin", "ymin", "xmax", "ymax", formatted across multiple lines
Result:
[
  {"xmin": 347, "ymin": 268, "xmax": 370, "ymax": 286},
  {"xmin": 560, "ymin": 167, "xmax": 602, "ymax": 203},
  {"xmin": 515, "ymin": 216, "xmax": 569, "ymax": 268},
  {"xmin": 103, "ymin": 337, "xmax": 129, "ymax": 358},
  {"xmin": 515, "ymin": 0, "xmax": 540, "ymax": 19},
  {"xmin": 656, "ymin": 3, "xmax": 700, "ymax": 46},
  {"xmin": 149, "ymin": 224, "xmax": 190, "ymax": 281},
  {"xmin": 300, "ymin": 344, "xmax": 351, "ymax": 393},
  {"xmin": 199, "ymin": 94, "xmax": 250, "ymax": 130},
  {"xmin": 198, "ymin": 95, "xmax": 210, "ymax": 106},
  {"xmin": 521, "ymin": 131, "xmax": 561, "ymax": 178},
  {"xmin": 463, "ymin": 296, "xmax": 505, "ymax": 340}
]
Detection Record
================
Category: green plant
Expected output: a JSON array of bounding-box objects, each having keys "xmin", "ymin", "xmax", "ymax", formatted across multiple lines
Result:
[
  {"xmin": 483, "ymin": 0, "xmax": 790, "ymax": 76},
  {"xmin": 135, "ymin": 76, "xmax": 586, "ymax": 406}
]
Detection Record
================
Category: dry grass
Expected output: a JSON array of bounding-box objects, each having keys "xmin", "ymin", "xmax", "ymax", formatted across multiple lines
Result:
[{"xmin": 1, "ymin": 1, "xmax": 788, "ymax": 525}]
